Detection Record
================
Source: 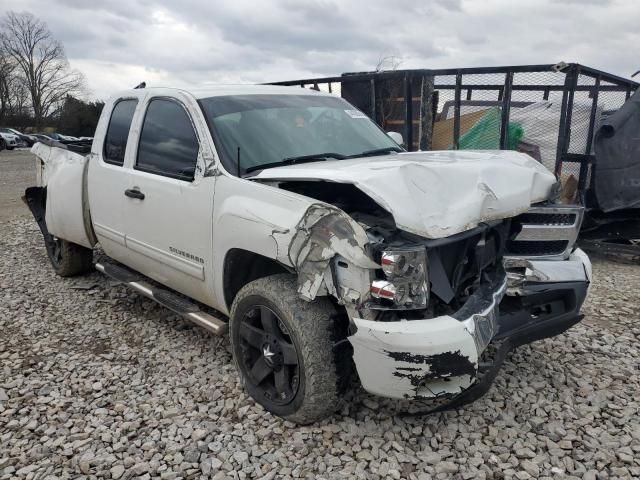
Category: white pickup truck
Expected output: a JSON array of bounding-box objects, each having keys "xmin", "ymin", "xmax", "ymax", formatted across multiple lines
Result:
[{"xmin": 25, "ymin": 85, "xmax": 591, "ymax": 423}]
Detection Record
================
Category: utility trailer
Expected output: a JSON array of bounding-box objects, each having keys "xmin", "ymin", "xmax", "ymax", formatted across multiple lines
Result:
[{"xmin": 270, "ymin": 63, "xmax": 640, "ymax": 255}]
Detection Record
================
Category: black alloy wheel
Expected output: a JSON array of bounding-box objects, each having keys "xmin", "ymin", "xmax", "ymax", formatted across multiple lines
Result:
[
  {"xmin": 230, "ymin": 274, "xmax": 349, "ymax": 423},
  {"xmin": 237, "ymin": 305, "xmax": 300, "ymax": 406}
]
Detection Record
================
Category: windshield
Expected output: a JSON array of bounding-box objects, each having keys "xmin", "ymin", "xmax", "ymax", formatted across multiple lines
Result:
[{"xmin": 199, "ymin": 94, "xmax": 401, "ymax": 175}]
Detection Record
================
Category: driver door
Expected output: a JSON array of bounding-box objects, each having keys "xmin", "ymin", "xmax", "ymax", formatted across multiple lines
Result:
[{"xmin": 122, "ymin": 93, "xmax": 216, "ymax": 305}]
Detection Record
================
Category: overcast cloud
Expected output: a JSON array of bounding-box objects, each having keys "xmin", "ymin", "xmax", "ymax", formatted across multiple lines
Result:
[{"xmin": 1, "ymin": 0, "xmax": 638, "ymax": 100}]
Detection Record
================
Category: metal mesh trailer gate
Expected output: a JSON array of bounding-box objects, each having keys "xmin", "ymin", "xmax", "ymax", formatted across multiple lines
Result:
[
  {"xmin": 270, "ymin": 63, "xmax": 640, "ymax": 253},
  {"xmin": 270, "ymin": 63, "xmax": 638, "ymax": 208}
]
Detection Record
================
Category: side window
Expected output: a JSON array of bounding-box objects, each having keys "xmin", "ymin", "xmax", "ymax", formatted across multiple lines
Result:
[
  {"xmin": 103, "ymin": 99, "xmax": 137, "ymax": 166},
  {"xmin": 136, "ymin": 98, "xmax": 199, "ymax": 180}
]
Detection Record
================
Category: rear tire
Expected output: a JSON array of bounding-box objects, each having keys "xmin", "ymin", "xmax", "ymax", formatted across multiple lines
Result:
[
  {"xmin": 229, "ymin": 274, "xmax": 349, "ymax": 424},
  {"xmin": 45, "ymin": 236, "xmax": 93, "ymax": 277}
]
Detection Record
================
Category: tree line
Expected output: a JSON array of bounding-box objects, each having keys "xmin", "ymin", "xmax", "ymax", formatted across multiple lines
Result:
[{"xmin": 0, "ymin": 11, "xmax": 103, "ymax": 136}]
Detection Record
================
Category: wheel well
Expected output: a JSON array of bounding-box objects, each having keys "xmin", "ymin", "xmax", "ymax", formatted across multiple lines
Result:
[{"xmin": 223, "ymin": 248, "xmax": 291, "ymax": 310}]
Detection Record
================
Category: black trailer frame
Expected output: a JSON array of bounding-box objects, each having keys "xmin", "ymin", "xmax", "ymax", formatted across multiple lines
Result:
[
  {"xmin": 270, "ymin": 63, "xmax": 640, "ymax": 255},
  {"xmin": 269, "ymin": 63, "xmax": 638, "ymax": 204}
]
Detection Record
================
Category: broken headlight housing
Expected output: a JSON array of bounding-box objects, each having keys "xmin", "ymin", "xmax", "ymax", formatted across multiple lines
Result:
[{"xmin": 369, "ymin": 247, "xmax": 429, "ymax": 310}]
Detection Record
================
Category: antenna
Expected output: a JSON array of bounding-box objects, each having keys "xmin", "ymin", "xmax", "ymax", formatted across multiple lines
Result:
[{"xmin": 134, "ymin": 81, "xmax": 146, "ymax": 89}]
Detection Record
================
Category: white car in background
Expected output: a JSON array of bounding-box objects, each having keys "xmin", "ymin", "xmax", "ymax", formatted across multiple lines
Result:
[
  {"xmin": 0, "ymin": 131, "xmax": 20, "ymax": 150},
  {"xmin": 0, "ymin": 127, "xmax": 36, "ymax": 147}
]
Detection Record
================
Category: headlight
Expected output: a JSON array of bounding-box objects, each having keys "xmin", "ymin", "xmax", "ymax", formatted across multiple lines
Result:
[{"xmin": 369, "ymin": 247, "xmax": 428, "ymax": 310}]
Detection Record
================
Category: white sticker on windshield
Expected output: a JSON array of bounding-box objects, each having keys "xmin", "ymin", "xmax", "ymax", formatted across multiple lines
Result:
[{"xmin": 345, "ymin": 109, "xmax": 368, "ymax": 119}]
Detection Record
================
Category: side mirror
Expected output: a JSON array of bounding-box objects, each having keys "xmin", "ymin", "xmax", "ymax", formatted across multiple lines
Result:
[{"xmin": 387, "ymin": 131, "xmax": 404, "ymax": 147}]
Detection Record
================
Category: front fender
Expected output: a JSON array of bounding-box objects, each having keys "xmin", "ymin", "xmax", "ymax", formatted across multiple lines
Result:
[{"xmin": 212, "ymin": 175, "xmax": 378, "ymax": 312}]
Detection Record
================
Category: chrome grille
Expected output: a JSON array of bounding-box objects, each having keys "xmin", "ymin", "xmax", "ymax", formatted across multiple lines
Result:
[
  {"xmin": 516, "ymin": 212, "xmax": 577, "ymax": 226},
  {"xmin": 506, "ymin": 205, "xmax": 583, "ymax": 259},
  {"xmin": 507, "ymin": 240, "xmax": 569, "ymax": 256}
]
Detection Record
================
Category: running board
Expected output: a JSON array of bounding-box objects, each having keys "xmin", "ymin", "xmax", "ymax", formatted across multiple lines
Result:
[{"xmin": 95, "ymin": 261, "xmax": 228, "ymax": 335}]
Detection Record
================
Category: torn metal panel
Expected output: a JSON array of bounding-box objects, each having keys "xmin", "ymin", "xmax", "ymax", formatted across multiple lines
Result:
[
  {"xmin": 457, "ymin": 275, "xmax": 508, "ymax": 353},
  {"xmin": 349, "ymin": 314, "xmax": 479, "ymax": 399},
  {"xmin": 333, "ymin": 255, "xmax": 375, "ymax": 310},
  {"xmin": 252, "ymin": 150, "xmax": 557, "ymax": 239},
  {"xmin": 505, "ymin": 248, "xmax": 591, "ymax": 296},
  {"xmin": 287, "ymin": 204, "xmax": 378, "ymax": 301},
  {"xmin": 348, "ymin": 271, "xmax": 509, "ymax": 400}
]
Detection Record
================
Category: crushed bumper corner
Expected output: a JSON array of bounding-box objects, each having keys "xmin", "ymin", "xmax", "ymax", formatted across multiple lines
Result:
[
  {"xmin": 348, "ymin": 249, "xmax": 591, "ymax": 403},
  {"xmin": 348, "ymin": 273, "xmax": 507, "ymax": 400}
]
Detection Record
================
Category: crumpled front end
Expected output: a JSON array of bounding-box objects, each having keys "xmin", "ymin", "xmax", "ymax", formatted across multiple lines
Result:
[
  {"xmin": 344, "ymin": 204, "xmax": 591, "ymax": 401},
  {"xmin": 263, "ymin": 170, "xmax": 590, "ymax": 403}
]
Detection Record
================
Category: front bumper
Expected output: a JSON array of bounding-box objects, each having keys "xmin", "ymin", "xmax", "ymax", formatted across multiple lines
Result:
[{"xmin": 348, "ymin": 248, "xmax": 591, "ymax": 400}]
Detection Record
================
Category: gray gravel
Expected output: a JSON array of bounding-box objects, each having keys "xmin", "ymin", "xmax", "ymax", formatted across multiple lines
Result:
[
  {"xmin": 1, "ymin": 217, "xmax": 639, "ymax": 479},
  {"xmin": 0, "ymin": 149, "xmax": 35, "ymax": 222}
]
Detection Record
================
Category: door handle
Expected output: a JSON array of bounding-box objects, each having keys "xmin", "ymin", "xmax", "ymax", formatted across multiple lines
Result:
[{"xmin": 124, "ymin": 188, "xmax": 145, "ymax": 200}]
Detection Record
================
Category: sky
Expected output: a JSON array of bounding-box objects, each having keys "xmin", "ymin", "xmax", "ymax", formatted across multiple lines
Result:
[{"xmin": 2, "ymin": 0, "xmax": 639, "ymax": 100}]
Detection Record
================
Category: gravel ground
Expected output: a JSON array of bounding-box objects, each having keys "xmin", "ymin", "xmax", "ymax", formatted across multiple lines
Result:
[
  {"xmin": 1, "ymin": 218, "xmax": 639, "ymax": 480},
  {"xmin": 0, "ymin": 149, "xmax": 35, "ymax": 222}
]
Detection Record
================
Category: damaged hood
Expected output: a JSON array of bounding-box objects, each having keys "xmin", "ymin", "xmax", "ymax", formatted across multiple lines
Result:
[{"xmin": 252, "ymin": 150, "xmax": 557, "ymax": 238}]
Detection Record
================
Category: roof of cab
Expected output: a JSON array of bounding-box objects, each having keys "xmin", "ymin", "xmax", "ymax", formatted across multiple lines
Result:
[
  {"xmin": 112, "ymin": 84, "xmax": 333, "ymax": 100},
  {"xmin": 188, "ymin": 84, "xmax": 332, "ymax": 99}
]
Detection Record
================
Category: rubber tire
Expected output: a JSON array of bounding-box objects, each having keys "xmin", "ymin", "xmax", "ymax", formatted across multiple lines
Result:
[
  {"xmin": 46, "ymin": 238, "xmax": 94, "ymax": 277},
  {"xmin": 6, "ymin": 146, "xmax": 14, "ymax": 150},
  {"xmin": 0, "ymin": 139, "xmax": 5, "ymax": 151},
  {"xmin": 230, "ymin": 273, "xmax": 347, "ymax": 424}
]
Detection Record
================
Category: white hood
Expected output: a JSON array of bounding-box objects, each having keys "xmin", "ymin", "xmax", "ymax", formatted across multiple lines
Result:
[{"xmin": 253, "ymin": 150, "xmax": 557, "ymax": 239}]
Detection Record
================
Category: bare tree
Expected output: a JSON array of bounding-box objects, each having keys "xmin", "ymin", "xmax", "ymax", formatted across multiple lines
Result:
[
  {"xmin": 0, "ymin": 11, "xmax": 84, "ymax": 127},
  {"xmin": 8, "ymin": 73, "xmax": 30, "ymax": 118},
  {"xmin": 0, "ymin": 49, "xmax": 13, "ymax": 122}
]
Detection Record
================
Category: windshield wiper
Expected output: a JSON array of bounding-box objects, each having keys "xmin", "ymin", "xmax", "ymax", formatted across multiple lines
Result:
[
  {"xmin": 347, "ymin": 146, "xmax": 403, "ymax": 158},
  {"xmin": 244, "ymin": 152, "xmax": 347, "ymax": 174}
]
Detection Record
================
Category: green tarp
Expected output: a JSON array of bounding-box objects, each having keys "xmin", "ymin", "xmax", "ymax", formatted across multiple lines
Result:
[{"xmin": 457, "ymin": 107, "xmax": 523, "ymax": 150}]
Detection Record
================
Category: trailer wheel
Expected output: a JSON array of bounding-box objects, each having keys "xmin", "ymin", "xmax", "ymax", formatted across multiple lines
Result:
[
  {"xmin": 229, "ymin": 274, "xmax": 349, "ymax": 424},
  {"xmin": 45, "ymin": 236, "xmax": 93, "ymax": 277}
]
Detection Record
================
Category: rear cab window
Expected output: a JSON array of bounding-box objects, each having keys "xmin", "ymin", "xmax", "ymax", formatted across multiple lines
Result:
[
  {"xmin": 135, "ymin": 98, "xmax": 199, "ymax": 181},
  {"xmin": 103, "ymin": 99, "xmax": 138, "ymax": 166}
]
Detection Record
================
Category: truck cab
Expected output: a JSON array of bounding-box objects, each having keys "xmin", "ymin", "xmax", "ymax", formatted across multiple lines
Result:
[{"xmin": 25, "ymin": 85, "xmax": 591, "ymax": 423}]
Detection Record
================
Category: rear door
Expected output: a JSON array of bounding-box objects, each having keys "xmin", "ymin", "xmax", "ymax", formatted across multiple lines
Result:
[
  {"xmin": 122, "ymin": 92, "xmax": 216, "ymax": 305},
  {"xmin": 88, "ymin": 94, "xmax": 143, "ymax": 262}
]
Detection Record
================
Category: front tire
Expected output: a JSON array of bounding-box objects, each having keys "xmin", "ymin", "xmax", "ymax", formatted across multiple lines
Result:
[
  {"xmin": 45, "ymin": 236, "xmax": 93, "ymax": 277},
  {"xmin": 230, "ymin": 274, "xmax": 349, "ymax": 424}
]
